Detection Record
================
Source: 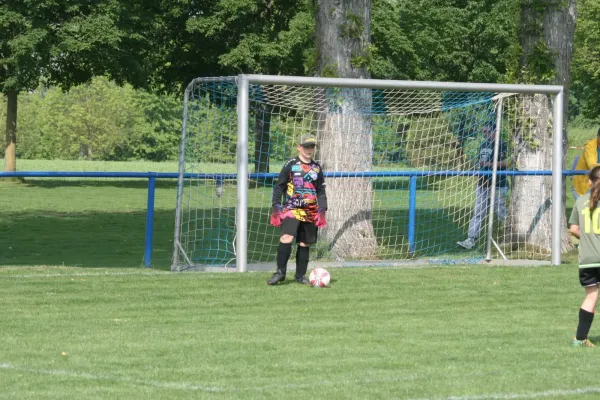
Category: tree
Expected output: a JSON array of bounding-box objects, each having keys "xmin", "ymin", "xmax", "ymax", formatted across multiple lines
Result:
[
  {"xmin": 571, "ymin": 0, "xmax": 600, "ymax": 122},
  {"xmin": 393, "ymin": 0, "xmax": 519, "ymax": 83},
  {"xmin": 510, "ymin": 0, "xmax": 576, "ymax": 253},
  {"xmin": 1, "ymin": 0, "xmax": 150, "ymax": 171},
  {"xmin": 146, "ymin": 0, "xmax": 314, "ymax": 173},
  {"xmin": 314, "ymin": 0, "xmax": 379, "ymax": 260}
]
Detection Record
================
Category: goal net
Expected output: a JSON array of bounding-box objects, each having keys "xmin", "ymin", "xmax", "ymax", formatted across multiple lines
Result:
[{"xmin": 172, "ymin": 75, "xmax": 565, "ymax": 271}]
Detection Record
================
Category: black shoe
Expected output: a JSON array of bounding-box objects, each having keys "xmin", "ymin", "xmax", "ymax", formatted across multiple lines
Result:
[
  {"xmin": 294, "ymin": 276, "xmax": 310, "ymax": 285},
  {"xmin": 267, "ymin": 272, "xmax": 286, "ymax": 285}
]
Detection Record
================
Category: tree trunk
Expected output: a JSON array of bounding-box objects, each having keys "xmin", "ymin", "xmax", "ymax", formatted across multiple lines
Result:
[
  {"xmin": 513, "ymin": 0, "xmax": 576, "ymax": 253},
  {"xmin": 510, "ymin": 95, "xmax": 561, "ymax": 251},
  {"xmin": 4, "ymin": 90, "xmax": 17, "ymax": 172},
  {"xmin": 315, "ymin": 0, "xmax": 378, "ymax": 260}
]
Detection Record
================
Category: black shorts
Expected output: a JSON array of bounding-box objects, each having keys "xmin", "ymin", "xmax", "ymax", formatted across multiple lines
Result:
[
  {"xmin": 281, "ymin": 217, "xmax": 318, "ymax": 244},
  {"xmin": 579, "ymin": 267, "xmax": 600, "ymax": 287}
]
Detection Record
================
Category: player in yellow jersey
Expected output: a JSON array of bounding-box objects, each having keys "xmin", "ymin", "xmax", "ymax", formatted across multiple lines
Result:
[{"xmin": 568, "ymin": 165, "xmax": 600, "ymax": 347}]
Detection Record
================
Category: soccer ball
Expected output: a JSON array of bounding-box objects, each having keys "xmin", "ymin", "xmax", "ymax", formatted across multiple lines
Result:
[{"xmin": 309, "ymin": 268, "xmax": 330, "ymax": 288}]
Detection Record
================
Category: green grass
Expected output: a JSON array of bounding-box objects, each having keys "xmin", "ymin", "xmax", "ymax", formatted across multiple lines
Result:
[
  {"xmin": 1, "ymin": 264, "xmax": 599, "ymax": 399},
  {"xmin": 0, "ymin": 157, "xmax": 581, "ymax": 268},
  {"xmin": 5, "ymin": 151, "xmax": 591, "ymax": 266},
  {"xmin": 0, "ymin": 159, "xmax": 485, "ymax": 268},
  {"xmin": 0, "ymin": 177, "xmax": 177, "ymax": 269}
]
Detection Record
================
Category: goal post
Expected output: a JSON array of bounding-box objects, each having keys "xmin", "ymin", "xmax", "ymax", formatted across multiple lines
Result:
[{"xmin": 172, "ymin": 74, "xmax": 564, "ymax": 272}]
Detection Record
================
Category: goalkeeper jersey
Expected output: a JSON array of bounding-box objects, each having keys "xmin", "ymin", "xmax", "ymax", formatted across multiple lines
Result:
[{"xmin": 271, "ymin": 157, "xmax": 328, "ymax": 222}]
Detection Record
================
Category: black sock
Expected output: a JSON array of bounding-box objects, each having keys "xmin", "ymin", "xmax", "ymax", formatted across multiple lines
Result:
[
  {"xmin": 276, "ymin": 242, "xmax": 292, "ymax": 274},
  {"xmin": 576, "ymin": 308, "xmax": 595, "ymax": 340},
  {"xmin": 295, "ymin": 246, "xmax": 310, "ymax": 278}
]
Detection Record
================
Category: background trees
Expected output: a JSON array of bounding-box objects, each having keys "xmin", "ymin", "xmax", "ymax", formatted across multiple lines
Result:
[
  {"xmin": 2, "ymin": 0, "xmax": 599, "ymax": 167},
  {"xmin": 509, "ymin": 0, "xmax": 576, "ymax": 253},
  {"xmin": 571, "ymin": 0, "xmax": 600, "ymax": 125},
  {"xmin": 1, "ymin": 0, "xmax": 150, "ymax": 170},
  {"xmin": 5, "ymin": 78, "xmax": 181, "ymax": 161}
]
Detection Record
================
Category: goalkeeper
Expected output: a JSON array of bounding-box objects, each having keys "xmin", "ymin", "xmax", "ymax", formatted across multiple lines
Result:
[
  {"xmin": 457, "ymin": 123, "xmax": 509, "ymax": 250},
  {"xmin": 267, "ymin": 134, "xmax": 328, "ymax": 285}
]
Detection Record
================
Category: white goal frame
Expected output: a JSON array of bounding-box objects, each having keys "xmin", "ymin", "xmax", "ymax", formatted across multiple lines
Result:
[{"xmin": 173, "ymin": 74, "xmax": 564, "ymax": 272}]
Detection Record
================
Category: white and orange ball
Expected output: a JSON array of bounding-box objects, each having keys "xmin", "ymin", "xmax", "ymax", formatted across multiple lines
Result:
[{"xmin": 309, "ymin": 268, "xmax": 330, "ymax": 288}]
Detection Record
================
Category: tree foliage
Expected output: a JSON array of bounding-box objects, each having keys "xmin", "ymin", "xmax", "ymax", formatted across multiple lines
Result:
[
  {"xmin": 13, "ymin": 77, "xmax": 181, "ymax": 161},
  {"xmin": 0, "ymin": 0, "xmax": 149, "ymax": 94},
  {"xmin": 571, "ymin": 0, "xmax": 600, "ymax": 124},
  {"xmin": 3, "ymin": 0, "xmax": 600, "ymax": 166},
  {"xmin": 144, "ymin": 0, "xmax": 313, "ymax": 91},
  {"xmin": 392, "ymin": 0, "xmax": 519, "ymax": 83}
]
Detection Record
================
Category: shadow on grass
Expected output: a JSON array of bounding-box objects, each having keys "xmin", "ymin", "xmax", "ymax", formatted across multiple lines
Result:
[
  {"xmin": 21, "ymin": 178, "xmax": 179, "ymax": 190},
  {"xmin": 16, "ymin": 176, "xmax": 460, "ymax": 191},
  {"xmin": 0, "ymin": 210, "xmax": 176, "ymax": 270},
  {"xmin": 0, "ymin": 206, "xmax": 476, "ymax": 270}
]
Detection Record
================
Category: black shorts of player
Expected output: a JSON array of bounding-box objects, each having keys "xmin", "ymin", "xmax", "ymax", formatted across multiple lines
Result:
[
  {"xmin": 579, "ymin": 267, "xmax": 600, "ymax": 287},
  {"xmin": 281, "ymin": 217, "xmax": 318, "ymax": 244}
]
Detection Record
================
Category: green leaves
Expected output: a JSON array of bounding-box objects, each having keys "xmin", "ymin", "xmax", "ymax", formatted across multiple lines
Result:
[
  {"xmin": 1, "ymin": 0, "xmax": 152, "ymax": 94},
  {"xmin": 16, "ymin": 77, "xmax": 182, "ymax": 161},
  {"xmin": 571, "ymin": 0, "xmax": 600, "ymax": 122},
  {"xmin": 392, "ymin": 0, "xmax": 518, "ymax": 82}
]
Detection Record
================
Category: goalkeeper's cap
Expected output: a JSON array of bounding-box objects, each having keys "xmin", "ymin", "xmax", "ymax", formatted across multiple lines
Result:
[
  {"xmin": 299, "ymin": 134, "xmax": 317, "ymax": 147},
  {"xmin": 597, "ymin": 127, "xmax": 600, "ymax": 137}
]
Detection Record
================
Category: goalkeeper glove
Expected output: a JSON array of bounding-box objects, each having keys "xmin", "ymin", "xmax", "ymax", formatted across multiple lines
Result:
[
  {"xmin": 270, "ymin": 205, "xmax": 283, "ymax": 227},
  {"xmin": 314, "ymin": 208, "xmax": 327, "ymax": 228}
]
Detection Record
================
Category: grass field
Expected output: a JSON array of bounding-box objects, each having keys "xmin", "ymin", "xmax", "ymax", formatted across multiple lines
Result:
[{"xmin": 2, "ymin": 265, "xmax": 600, "ymax": 399}]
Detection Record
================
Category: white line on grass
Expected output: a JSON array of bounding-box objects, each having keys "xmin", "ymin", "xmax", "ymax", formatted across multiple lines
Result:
[
  {"xmin": 5, "ymin": 362, "xmax": 599, "ymax": 398},
  {"xmin": 409, "ymin": 386, "xmax": 600, "ymax": 400},
  {"xmin": 0, "ymin": 271, "xmax": 171, "ymax": 278},
  {"xmin": 0, "ymin": 363, "xmax": 226, "ymax": 393}
]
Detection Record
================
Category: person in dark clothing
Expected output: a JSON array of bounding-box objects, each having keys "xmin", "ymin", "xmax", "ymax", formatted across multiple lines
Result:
[
  {"xmin": 457, "ymin": 123, "xmax": 509, "ymax": 250},
  {"xmin": 267, "ymin": 134, "xmax": 328, "ymax": 285}
]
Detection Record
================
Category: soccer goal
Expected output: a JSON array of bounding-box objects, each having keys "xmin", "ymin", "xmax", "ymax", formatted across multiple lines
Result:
[{"xmin": 172, "ymin": 75, "xmax": 565, "ymax": 272}]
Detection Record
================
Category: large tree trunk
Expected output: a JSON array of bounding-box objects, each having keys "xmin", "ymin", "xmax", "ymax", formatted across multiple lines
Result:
[
  {"xmin": 315, "ymin": 0, "xmax": 378, "ymax": 260},
  {"xmin": 512, "ymin": 0, "xmax": 576, "ymax": 254},
  {"xmin": 510, "ymin": 95, "xmax": 563, "ymax": 250},
  {"xmin": 4, "ymin": 90, "xmax": 17, "ymax": 172}
]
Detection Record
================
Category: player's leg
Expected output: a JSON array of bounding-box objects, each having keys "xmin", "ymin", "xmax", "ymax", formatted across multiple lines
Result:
[
  {"xmin": 458, "ymin": 185, "xmax": 489, "ymax": 249},
  {"xmin": 294, "ymin": 222, "xmax": 318, "ymax": 284},
  {"xmin": 494, "ymin": 186, "xmax": 509, "ymax": 222},
  {"xmin": 493, "ymin": 186, "xmax": 509, "ymax": 239},
  {"xmin": 574, "ymin": 268, "xmax": 600, "ymax": 347},
  {"xmin": 267, "ymin": 219, "xmax": 299, "ymax": 285}
]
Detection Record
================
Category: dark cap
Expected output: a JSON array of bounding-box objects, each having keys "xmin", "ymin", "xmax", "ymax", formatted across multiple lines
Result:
[
  {"xmin": 299, "ymin": 134, "xmax": 317, "ymax": 147},
  {"xmin": 597, "ymin": 127, "xmax": 600, "ymax": 137}
]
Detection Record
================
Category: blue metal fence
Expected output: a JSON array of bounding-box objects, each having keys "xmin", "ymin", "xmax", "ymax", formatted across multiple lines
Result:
[{"xmin": 0, "ymin": 170, "xmax": 588, "ymax": 268}]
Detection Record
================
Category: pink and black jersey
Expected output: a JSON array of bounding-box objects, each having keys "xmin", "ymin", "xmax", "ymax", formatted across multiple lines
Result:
[{"xmin": 272, "ymin": 157, "xmax": 327, "ymax": 222}]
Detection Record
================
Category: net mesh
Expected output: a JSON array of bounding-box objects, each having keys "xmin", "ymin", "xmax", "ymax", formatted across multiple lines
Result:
[{"xmin": 174, "ymin": 77, "xmax": 562, "ymax": 269}]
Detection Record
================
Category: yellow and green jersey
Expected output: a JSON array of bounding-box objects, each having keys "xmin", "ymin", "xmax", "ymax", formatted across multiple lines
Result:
[{"xmin": 570, "ymin": 193, "xmax": 600, "ymax": 268}]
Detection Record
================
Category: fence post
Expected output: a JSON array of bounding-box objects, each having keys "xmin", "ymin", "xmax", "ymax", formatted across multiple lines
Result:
[{"xmin": 144, "ymin": 174, "xmax": 157, "ymax": 268}]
